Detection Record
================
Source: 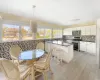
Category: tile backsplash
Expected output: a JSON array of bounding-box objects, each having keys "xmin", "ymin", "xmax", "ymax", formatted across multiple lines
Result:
[{"xmin": 81, "ymin": 35, "xmax": 96, "ymax": 42}]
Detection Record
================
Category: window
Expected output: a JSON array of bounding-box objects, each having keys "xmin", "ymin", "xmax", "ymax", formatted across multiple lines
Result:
[
  {"xmin": 36, "ymin": 28, "xmax": 52, "ymax": 39},
  {"xmin": 44, "ymin": 29, "xmax": 51, "ymax": 38},
  {"xmin": 2, "ymin": 24, "xmax": 19, "ymax": 41},
  {"xmin": 53, "ymin": 29, "xmax": 62, "ymax": 38},
  {"xmin": 36, "ymin": 28, "xmax": 45, "ymax": 39},
  {"xmin": 21, "ymin": 26, "xmax": 32, "ymax": 40}
]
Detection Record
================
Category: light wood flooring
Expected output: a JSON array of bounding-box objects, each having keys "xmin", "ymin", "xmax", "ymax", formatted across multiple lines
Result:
[{"xmin": 37, "ymin": 51, "xmax": 100, "ymax": 80}]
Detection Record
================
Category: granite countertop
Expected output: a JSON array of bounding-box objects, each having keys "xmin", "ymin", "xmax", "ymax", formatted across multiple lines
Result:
[
  {"xmin": 46, "ymin": 40, "xmax": 73, "ymax": 47},
  {"xmin": 80, "ymin": 40, "xmax": 96, "ymax": 43}
]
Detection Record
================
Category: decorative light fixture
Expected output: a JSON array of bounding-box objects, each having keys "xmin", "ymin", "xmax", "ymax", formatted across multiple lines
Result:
[{"xmin": 30, "ymin": 5, "xmax": 37, "ymax": 39}]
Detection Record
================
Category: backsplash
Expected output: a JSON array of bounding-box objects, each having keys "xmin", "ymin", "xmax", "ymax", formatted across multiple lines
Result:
[
  {"xmin": 81, "ymin": 35, "xmax": 96, "ymax": 42},
  {"xmin": 63, "ymin": 35, "xmax": 96, "ymax": 42}
]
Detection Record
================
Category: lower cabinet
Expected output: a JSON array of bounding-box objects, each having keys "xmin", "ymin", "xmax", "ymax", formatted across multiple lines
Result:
[
  {"xmin": 80, "ymin": 42, "xmax": 87, "ymax": 52},
  {"xmin": 80, "ymin": 41, "xmax": 96, "ymax": 55}
]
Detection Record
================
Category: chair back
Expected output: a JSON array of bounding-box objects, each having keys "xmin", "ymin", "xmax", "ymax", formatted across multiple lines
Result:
[
  {"xmin": 10, "ymin": 45, "xmax": 22, "ymax": 60},
  {"xmin": 45, "ymin": 49, "xmax": 53, "ymax": 69},
  {"xmin": 36, "ymin": 42, "xmax": 44, "ymax": 50},
  {"xmin": 0, "ymin": 60, "xmax": 20, "ymax": 80}
]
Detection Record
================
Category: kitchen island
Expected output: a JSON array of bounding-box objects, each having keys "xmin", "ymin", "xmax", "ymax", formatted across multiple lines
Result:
[{"xmin": 45, "ymin": 40, "xmax": 74, "ymax": 63}]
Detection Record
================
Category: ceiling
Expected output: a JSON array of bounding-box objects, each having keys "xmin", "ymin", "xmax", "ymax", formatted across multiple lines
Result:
[{"xmin": 0, "ymin": 0, "xmax": 99, "ymax": 26}]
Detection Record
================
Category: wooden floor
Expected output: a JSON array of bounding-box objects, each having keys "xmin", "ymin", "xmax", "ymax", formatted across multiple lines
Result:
[{"xmin": 37, "ymin": 51, "xmax": 100, "ymax": 80}]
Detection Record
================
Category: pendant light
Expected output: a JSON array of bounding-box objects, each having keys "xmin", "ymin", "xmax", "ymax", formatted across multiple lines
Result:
[{"xmin": 30, "ymin": 5, "xmax": 37, "ymax": 33}]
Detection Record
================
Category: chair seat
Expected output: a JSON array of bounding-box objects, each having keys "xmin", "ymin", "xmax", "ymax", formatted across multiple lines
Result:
[
  {"xmin": 19, "ymin": 60, "xmax": 25, "ymax": 64},
  {"xmin": 20, "ymin": 68, "xmax": 31, "ymax": 80},
  {"xmin": 34, "ymin": 62, "xmax": 46, "ymax": 70},
  {"xmin": 19, "ymin": 65, "xmax": 29, "ymax": 73},
  {"xmin": 19, "ymin": 65, "xmax": 31, "ymax": 79},
  {"xmin": 38, "ymin": 54, "xmax": 48, "ymax": 62}
]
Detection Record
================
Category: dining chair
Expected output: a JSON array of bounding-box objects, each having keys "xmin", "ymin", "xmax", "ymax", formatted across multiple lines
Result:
[
  {"xmin": 9, "ymin": 45, "xmax": 24, "ymax": 65},
  {"xmin": 33, "ymin": 50, "xmax": 53, "ymax": 80},
  {"xmin": 36, "ymin": 42, "xmax": 44, "ymax": 50},
  {"xmin": 52, "ymin": 48, "xmax": 63, "ymax": 64},
  {"xmin": 36, "ymin": 42, "xmax": 48, "ymax": 59},
  {"xmin": 0, "ymin": 60, "xmax": 33, "ymax": 80}
]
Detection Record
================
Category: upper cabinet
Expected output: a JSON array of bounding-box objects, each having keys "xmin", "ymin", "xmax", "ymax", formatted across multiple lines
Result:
[
  {"xmin": 90, "ymin": 25, "xmax": 96, "ymax": 35},
  {"xmin": 85, "ymin": 26, "xmax": 91, "ymax": 35},
  {"xmin": 63, "ymin": 28, "xmax": 72, "ymax": 35},
  {"xmin": 81, "ymin": 27, "xmax": 86, "ymax": 35},
  {"xmin": 63, "ymin": 25, "xmax": 96, "ymax": 36}
]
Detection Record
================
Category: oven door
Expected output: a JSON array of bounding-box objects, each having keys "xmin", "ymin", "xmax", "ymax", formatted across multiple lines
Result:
[{"xmin": 72, "ymin": 42, "xmax": 78, "ymax": 51}]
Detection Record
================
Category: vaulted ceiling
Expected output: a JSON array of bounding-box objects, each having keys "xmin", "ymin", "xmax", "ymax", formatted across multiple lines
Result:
[{"xmin": 0, "ymin": 0, "xmax": 99, "ymax": 26}]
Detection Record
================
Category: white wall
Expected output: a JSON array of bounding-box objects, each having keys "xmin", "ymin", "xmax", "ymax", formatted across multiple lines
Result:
[{"xmin": 0, "ymin": 0, "xmax": 98, "ymax": 25}]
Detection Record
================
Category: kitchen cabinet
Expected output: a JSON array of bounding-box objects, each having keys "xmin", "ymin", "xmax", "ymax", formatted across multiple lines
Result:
[
  {"xmin": 63, "ymin": 25, "xmax": 96, "ymax": 36},
  {"xmin": 80, "ymin": 41, "xmax": 96, "ymax": 55},
  {"xmin": 80, "ymin": 41, "xmax": 87, "ymax": 52},
  {"xmin": 76, "ymin": 27, "xmax": 81, "ymax": 30},
  {"xmin": 81, "ymin": 27, "xmax": 86, "ymax": 35},
  {"xmin": 87, "ymin": 42, "xmax": 96, "ymax": 55},
  {"xmin": 90, "ymin": 26, "xmax": 96, "ymax": 35},
  {"xmin": 85, "ymin": 26, "xmax": 91, "ymax": 35},
  {"xmin": 63, "ymin": 28, "xmax": 72, "ymax": 35}
]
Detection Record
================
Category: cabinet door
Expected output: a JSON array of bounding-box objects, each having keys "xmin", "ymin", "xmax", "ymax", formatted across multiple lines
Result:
[
  {"xmin": 85, "ymin": 26, "xmax": 91, "ymax": 35},
  {"xmin": 80, "ymin": 41, "xmax": 87, "ymax": 51},
  {"xmin": 90, "ymin": 25, "xmax": 96, "ymax": 35},
  {"xmin": 63, "ymin": 28, "xmax": 72, "ymax": 35},
  {"xmin": 81, "ymin": 27, "xmax": 86, "ymax": 35},
  {"xmin": 86, "ymin": 42, "xmax": 96, "ymax": 55},
  {"xmin": 76, "ymin": 27, "xmax": 81, "ymax": 30},
  {"xmin": 92, "ymin": 43, "xmax": 96, "ymax": 55}
]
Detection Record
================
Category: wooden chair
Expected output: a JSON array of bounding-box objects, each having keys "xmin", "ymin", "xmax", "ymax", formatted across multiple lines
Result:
[
  {"xmin": 9, "ymin": 45, "xmax": 24, "ymax": 65},
  {"xmin": 0, "ymin": 60, "xmax": 33, "ymax": 80},
  {"xmin": 33, "ymin": 50, "xmax": 53, "ymax": 80}
]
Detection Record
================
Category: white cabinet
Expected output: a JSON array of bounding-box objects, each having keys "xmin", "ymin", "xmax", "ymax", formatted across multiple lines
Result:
[
  {"xmin": 90, "ymin": 26, "xmax": 96, "ymax": 35},
  {"xmin": 80, "ymin": 41, "xmax": 96, "ymax": 55},
  {"xmin": 85, "ymin": 26, "xmax": 91, "ymax": 35},
  {"xmin": 81, "ymin": 27, "xmax": 86, "ymax": 35},
  {"xmin": 63, "ymin": 28, "xmax": 72, "ymax": 35},
  {"xmin": 76, "ymin": 27, "xmax": 81, "ymax": 30},
  {"xmin": 87, "ymin": 42, "xmax": 96, "ymax": 55},
  {"xmin": 80, "ymin": 41, "xmax": 87, "ymax": 52}
]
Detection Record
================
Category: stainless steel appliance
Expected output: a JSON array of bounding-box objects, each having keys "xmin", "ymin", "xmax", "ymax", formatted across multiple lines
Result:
[{"xmin": 72, "ymin": 30, "xmax": 81, "ymax": 37}]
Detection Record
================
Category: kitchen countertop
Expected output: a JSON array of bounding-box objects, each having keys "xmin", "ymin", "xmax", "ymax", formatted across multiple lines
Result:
[
  {"xmin": 80, "ymin": 40, "xmax": 96, "ymax": 43},
  {"xmin": 46, "ymin": 40, "xmax": 73, "ymax": 47}
]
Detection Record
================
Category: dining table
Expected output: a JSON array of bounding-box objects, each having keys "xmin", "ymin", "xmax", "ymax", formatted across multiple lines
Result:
[
  {"xmin": 19, "ymin": 49, "xmax": 45, "ymax": 65},
  {"xmin": 19, "ymin": 49, "xmax": 45, "ymax": 80}
]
